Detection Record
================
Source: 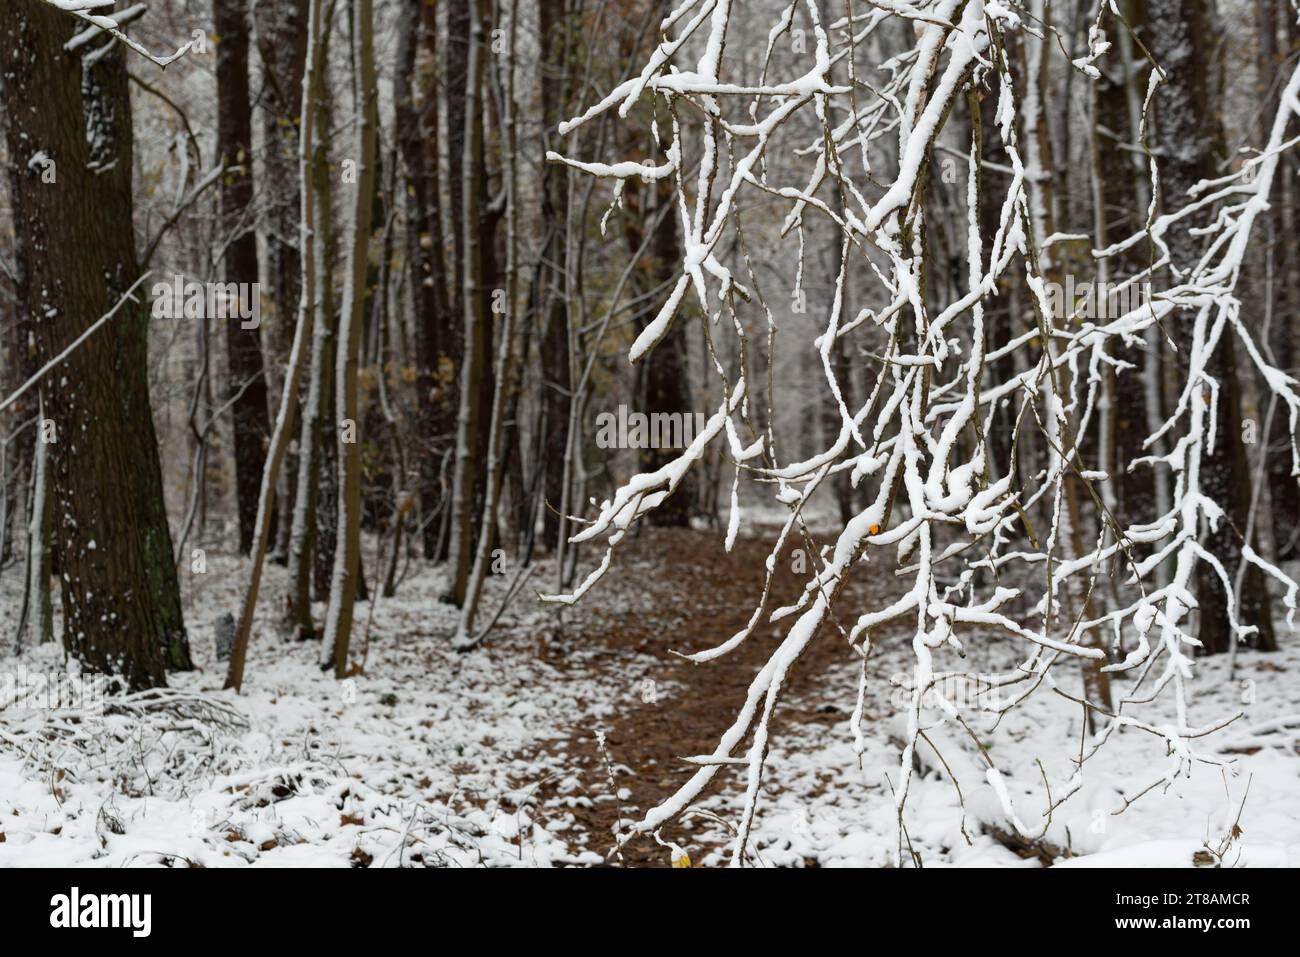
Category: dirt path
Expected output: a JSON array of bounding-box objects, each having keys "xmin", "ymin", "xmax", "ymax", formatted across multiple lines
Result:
[{"xmin": 527, "ymin": 525, "xmax": 880, "ymax": 866}]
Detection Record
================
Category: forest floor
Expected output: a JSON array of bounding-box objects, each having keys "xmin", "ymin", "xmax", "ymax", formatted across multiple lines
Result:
[{"xmin": 1, "ymin": 522, "xmax": 1299, "ymax": 867}]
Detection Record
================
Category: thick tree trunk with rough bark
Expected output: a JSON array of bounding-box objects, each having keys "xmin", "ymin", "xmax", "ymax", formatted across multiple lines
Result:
[{"xmin": 0, "ymin": 0, "xmax": 191, "ymax": 688}]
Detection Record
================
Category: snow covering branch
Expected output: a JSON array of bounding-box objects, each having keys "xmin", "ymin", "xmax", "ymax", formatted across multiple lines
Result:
[
  {"xmin": 547, "ymin": 0, "xmax": 1300, "ymax": 865},
  {"xmin": 49, "ymin": 0, "xmax": 198, "ymax": 68}
]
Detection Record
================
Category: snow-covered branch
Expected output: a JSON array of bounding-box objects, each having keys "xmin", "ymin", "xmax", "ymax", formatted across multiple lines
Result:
[{"xmin": 547, "ymin": 0, "xmax": 1300, "ymax": 864}]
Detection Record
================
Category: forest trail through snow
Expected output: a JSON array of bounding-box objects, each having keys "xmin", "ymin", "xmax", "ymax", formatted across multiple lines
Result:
[{"xmin": 523, "ymin": 525, "xmax": 891, "ymax": 867}]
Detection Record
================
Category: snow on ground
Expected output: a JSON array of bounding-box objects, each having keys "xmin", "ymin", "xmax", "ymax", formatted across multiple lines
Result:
[
  {"xmin": 1, "ymin": 534, "xmax": 1298, "ymax": 867},
  {"xmin": 0, "ymin": 549, "xmax": 666, "ymax": 867},
  {"xmin": 684, "ymin": 632, "xmax": 1300, "ymax": 868}
]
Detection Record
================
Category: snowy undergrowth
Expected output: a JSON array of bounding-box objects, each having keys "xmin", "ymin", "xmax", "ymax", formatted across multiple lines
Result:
[
  {"xmin": 0, "ymin": 548, "xmax": 664, "ymax": 867},
  {"xmin": 687, "ymin": 632, "xmax": 1300, "ymax": 868}
]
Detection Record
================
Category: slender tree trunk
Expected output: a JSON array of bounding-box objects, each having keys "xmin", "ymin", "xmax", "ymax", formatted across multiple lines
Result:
[
  {"xmin": 977, "ymin": 90, "xmax": 1017, "ymax": 491},
  {"xmin": 24, "ymin": 402, "xmax": 53, "ymax": 647},
  {"xmin": 1012, "ymin": 21, "xmax": 1113, "ymax": 717},
  {"xmin": 324, "ymin": 0, "xmax": 379, "ymax": 675},
  {"xmin": 215, "ymin": 0, "xmax": 272, "ymax": 555},
  {"xmin": 445, "ymin": 0, "xmax": 470, "ymax": 333},
  {"xmin": 536, "ymin": 0, "xmax": 575, "ymax": 553},
  {"xmin": 396, "ymin": 0, "xmax": 454, "ymax": 561},
  {"xmin": 444, "ymin": 0, "xmax": 488, "ymax": 608},
  {"xmin": 456, "ymin": 0, "xmax": 519, "ymax": 646},
  {"xmin": 312, "ymin": 6, "xmax": 342, "ymax": 604},
  {"xmin": 285, "ymin": 13, "xmax": 337, "ymax": 641},
  {"xmin": 254, "ymin": 0, "xmax": 311, "ymax": 562},
  {"xmin": 314, "ymin": 339, "xmax": 340, "ymax": 599}
]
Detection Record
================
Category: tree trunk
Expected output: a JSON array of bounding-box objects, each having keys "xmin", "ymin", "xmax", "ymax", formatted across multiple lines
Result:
[
  {"xmin": 23, "ymin": 403, "xmax": 54, "ymax": 648},
  {"xmin": 632, "ymin": 173, "xmax": 695, "ymax": 527},
  {"xmin": 395, "ymin": 0, "xmax": 454, "ymax": 561},
  {"xmin": 1, "ymin": 0, "xmax": 191, "ymax": 688},
  {"xmin": 445, "ymin": 0, "xmax": 471, "ymax": 332},
  {"xmin": 456, "ymin": 0, "xmax": 519, "ymax": 647},
  {"xmin": 1147, "ymin": 0, "xmax": 1276, "ymax": 653},
  {"xmin": 285, "ymin": 10, "xmax": 338, "ymax": 641},
  {"xmin": 224, "ymin": 0, "xmax": 328, "ymax": 687},
  {"xmin": 324, "ymin": 0, "xmax": 379, "ymax": 675},
  {"xmin": 1095, "ymin": 0, "xmax": 1153, "ymax": 532},
  {"xmin": 215, "ymin": 0, "xmax": 272, "ymax": 556},
  {"xmin": 444, "ymin": 0, "xmax": 489, "ymax": 608},
  {"xmin": 536, "ymin": 0, "xmax": 575, "ymax": 553},
  {"xmin": 1257, "ymin": 0, "xmax": 1300, "ymax": 560},
  {"xmin": 254, "ymin": 0, "xmax": 311, "ymax": 562}
]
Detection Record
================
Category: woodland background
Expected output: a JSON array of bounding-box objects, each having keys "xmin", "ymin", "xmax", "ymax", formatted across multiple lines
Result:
[{"xmin": 0, "ymin": 0, "xmax": 1298, "ymax": 867}]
